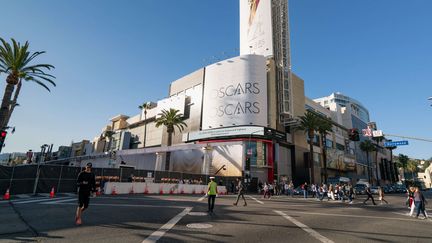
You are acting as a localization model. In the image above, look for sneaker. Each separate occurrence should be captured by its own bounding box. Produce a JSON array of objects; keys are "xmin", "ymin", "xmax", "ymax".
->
[
  {"xmin": 75, "ymin": 217, "xmax": 82, "ymax": 226},
  {"xmin": 349, "ymin": 201, "xmax": 353, "ymax": 204},
  {"xmin": 233, "ymin": 203, "xmax": 237, "ymax": 206},
  {"xmin": 243, "ymin": 203, "xmax": 247, "ymax": 206}
]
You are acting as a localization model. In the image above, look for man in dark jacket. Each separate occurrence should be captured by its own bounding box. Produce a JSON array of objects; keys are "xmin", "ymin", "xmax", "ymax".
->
[
  {"xmin": 233, "ymin": 178, "xmax": 247, "ymax": 206},
  {"xmin": 75, "ymin": 163, "xmax": 96, "ymax": 225},
  {"xmin": 363, "ymin": 185, "xmax": 376, "ymax": 205}
]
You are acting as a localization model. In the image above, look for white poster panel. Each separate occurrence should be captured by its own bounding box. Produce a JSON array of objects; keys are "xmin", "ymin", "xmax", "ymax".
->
[
  {"xmin": 152, "ymin": 94, "xmax": 185, "ymax": 118},
  {"xmin": 202, "ymin": 55, "xmax": 267, "ymax": 130},
  {"xmin": 187, "ymin": 126, "xmax": 264, "ymax": 141},
  {"xmin": 240, "ymin": 0, "xmax": 273, "ymax": 57}
]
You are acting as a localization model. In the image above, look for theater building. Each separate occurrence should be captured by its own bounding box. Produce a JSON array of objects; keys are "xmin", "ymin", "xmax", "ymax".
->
[{"xmin": 89, "ymin": 0, "xmax": 319, "ymax": 186}]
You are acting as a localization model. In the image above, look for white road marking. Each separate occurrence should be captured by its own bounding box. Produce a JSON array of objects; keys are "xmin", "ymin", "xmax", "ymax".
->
[
  {"xmin": 186, "ymin": 223, "xmax": 213, "ymax": 229},
  {"xmin": 197, "ymin": 194, "xmax": 207, "ymax": 201},
  {"xmin": 274, "ymin": 210, "xmax": 334, "ymax": 243},
  {"xmin": 57, "ymin": 202, "xmax": 185, "ymax": 208},
  {"xmin": 290, "ymin": 211, "xmax": 432, "ymax": 223},
  {"xmin": 188, "ymin": 212, "xmax": 207, "ymax": 216},
  {"xmin": 41, "ymin": 198, "xmax": 77, "ymax": 204},
  {"xmin": 248, "ymin": 195, "xmax": 264, "ymax": 204},
  {"xmin": 142, "ymin": 207, "xmax": 192, "ymax": 243},
  {"xmin": 13, "ymin": 197, "xmax": 73, "ymax": 205}
]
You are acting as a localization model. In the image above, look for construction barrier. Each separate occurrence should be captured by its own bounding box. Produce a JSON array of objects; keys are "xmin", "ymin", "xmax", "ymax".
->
[{"xmin": 103, "ymin": 182, "xmax": 227, "ymax": 195}]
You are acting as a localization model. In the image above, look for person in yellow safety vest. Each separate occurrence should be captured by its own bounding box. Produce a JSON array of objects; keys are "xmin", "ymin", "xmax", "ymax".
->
[{"xmin": 207, "ymin": 176, "xmax": 218, "ymax": 214}]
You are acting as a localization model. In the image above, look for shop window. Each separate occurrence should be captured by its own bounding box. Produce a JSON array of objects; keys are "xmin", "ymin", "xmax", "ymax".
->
[{"xmin": 245, "ymin": 141, "xmax": 267, "ymax": 167}]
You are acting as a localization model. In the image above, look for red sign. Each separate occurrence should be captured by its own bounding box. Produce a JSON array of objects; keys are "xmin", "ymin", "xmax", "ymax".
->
[{"xmin": 362, "ymin": 128, "xmax": 372, "ymax": 137}]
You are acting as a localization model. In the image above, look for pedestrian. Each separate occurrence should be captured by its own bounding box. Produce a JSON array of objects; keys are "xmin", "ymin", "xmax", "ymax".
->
[
  {"xmin": 303, "ymin": 182, "xmax": 308, "ymax": 199},
  {"xmin": 289, "ymin": 181, "xmax": 294, "ymax": 198},
  {"xmin": 284, "ymin": 182, "xmax": 290, "ymax": 196},
  {"xmin": 263, "ymin": 182, "xmax": 271, "ymax": 199},
  {"xmin": 409, "ymin": 187, "xmax": 416, "ymax": 216},
  {"xmin": 233, "ymin": 178, "xmax": 247, "ymax": 206},
  {"xmin": 413, "ymin": 187, "xmax": 428, "ymax": 219},
  {"xmin": 319, "ymin": 183, "xmax": 328, "ymax": 201},
  {"xmin": 348, "ymin": 184, "xmax": 354, "ymax": 204},
  {"xmin": 75, "ymin": 162, "xmax": 96, "ymax": 225},
  {"xmin": 329, "ymin": 184, "xmax": 335, "ymax": 200},
  {"xmin": 311, "ymin": 184, "xmax": 316, "ymax": 198},
  {"xmin": 378, "ymin": 186, "xmax": 388, "ymax": 204},
  {"xmin": 207, "ymin": 176, "xmax": 218, "ymax": 214},
  {"xmin": 363, "ymin": 185, "xmax": 376, "ymax": 205},
  {"xmin": 258, "ymin": 181, "xmax": 263, "ymax": 194}
]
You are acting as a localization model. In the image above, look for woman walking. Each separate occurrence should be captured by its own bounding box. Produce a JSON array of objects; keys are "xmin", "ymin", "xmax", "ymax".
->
[
  {"xmin": 263, "ymin": 182, "xmax": 271, "ymax": 199},
  {"xmin": 378, "ymin": 186, "xmax": 388, "ymax": 204},
  {"xmin": 413, "ymin": 187, "xmax": 428, "ymax": 219},
  {"xmin": 329, "ymin": 184, "xmax": 335, "ymax": 201}
]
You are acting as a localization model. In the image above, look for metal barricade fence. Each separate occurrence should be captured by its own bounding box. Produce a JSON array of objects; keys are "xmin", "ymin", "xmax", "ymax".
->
[{"xmin": 0, "ymin": 164, "xmax": 238, "ymax": 195}]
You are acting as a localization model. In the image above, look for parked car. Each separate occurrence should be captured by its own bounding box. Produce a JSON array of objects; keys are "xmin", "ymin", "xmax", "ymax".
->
[
  {"xmin": 390, "ymin": 184, "xmax": 406, "ymax": 193},
  {"xmin": 354, "ymin": 184, "xmax": 367, "ymax": 195},
  {"xmin": 370, "ymin": 186, "xmax": 379, "ymax": 194},
  {"xmin": 292, "ymin": 186, "xmax": 313, "ymax": 196},
  {"xmin": 384, "ymin": 185, "xmax": 395, "ymax": 193}
]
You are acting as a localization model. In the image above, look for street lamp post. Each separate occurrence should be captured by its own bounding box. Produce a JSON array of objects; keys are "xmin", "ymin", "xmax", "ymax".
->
[{"xmin": 33, "ymin": 144, "xmax": 49, "ymax": 195}]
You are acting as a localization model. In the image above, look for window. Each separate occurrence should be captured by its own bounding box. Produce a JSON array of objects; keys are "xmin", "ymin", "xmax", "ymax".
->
[
  {"xmin": 326, "ymin": 139, "xmax": 333, "ymax": 148},
  {"xmin": 245, "ymin": 141, "xmax": 267, "ymax": 167},
  {"xmin": 336, "ymin": 143, "xmax": 345, "ymax": 151}
]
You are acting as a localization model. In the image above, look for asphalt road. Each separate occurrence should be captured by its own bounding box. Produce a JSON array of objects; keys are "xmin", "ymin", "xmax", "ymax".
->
[{"xmin": 1, "ymin": 191, "xmax": 431, "ymax": 243}]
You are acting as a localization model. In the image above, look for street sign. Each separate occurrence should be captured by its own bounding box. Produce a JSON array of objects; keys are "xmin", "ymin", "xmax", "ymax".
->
[
  {"xmin": 384, "ymin": 140, "xmax": 409, "ymax": 147},
  {"xmin": 372, "ymin": 130, "xmax": 383, "ymax": 137}
]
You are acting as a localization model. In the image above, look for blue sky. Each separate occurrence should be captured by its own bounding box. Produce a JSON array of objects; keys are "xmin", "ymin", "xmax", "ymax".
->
[{"xmin": 1, "ymin": 0, "xmax": 431, "ymax": 160}]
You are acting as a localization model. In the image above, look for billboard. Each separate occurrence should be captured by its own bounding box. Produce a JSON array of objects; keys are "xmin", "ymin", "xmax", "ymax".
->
[
  {"xmin": 202, "ymin": 55, "xmax": 267, "ymax": 130},
  {"xmin": 240, "ymin": 0, "xmax": 273, "ymax": 57}
]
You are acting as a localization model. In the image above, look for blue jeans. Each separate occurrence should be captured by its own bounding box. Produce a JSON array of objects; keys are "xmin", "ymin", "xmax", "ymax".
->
[
  {"xmin": 415, "ymin": 201, "xmax": 426, "ymax": 217},
  {"xmin": 304, "ymin": 190, "xmax": 308, "ymax": 198}
]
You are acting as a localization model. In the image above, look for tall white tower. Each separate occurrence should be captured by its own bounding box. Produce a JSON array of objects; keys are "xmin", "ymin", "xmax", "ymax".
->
[{"xmin": 239, "ymin": 0, "xmax": 293, "ymax": 124}]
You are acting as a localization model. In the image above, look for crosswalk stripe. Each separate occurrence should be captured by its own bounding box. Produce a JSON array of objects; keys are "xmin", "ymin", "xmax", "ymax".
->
[
  {"xmin": 41, "ymin": 198, "xmax": 77, "ymax": 204},
  {"xmin": 13, "ymin": 197, "xmax": 73, "ymax": 205}
]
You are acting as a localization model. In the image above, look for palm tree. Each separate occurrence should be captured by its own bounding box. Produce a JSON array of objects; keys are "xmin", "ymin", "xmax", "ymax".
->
[
  {"xmin": 155, "ymin": 108, "xmax": 187, "ymax": 171},
  {"xmin": 317, "ymin": 116, "xmax": 333, "ymax": 184},
  {"xmin": 398, "ymin": 154, "xmax": 409, "ymax": 181},
  {"xmin": 406, "ymin": 160, "xmax": 417, "ymax": 181},
  {"xmin": 138, "ymin": 102, "xmax": 151, "ymax": 147},
  {"xmin": 360, "ymin": 140, "xmax": 375, "ymax": 184},
  {"xmin": 372, "ymin": 136, "xmax": 384, "ymax": 185},
  {"xmin": 297, "ymin": 111, "xmax": 321, "ymax": 184},
  {"xmin": 0, "ymin": 38, "xmax": 55, "ymax": 131}
]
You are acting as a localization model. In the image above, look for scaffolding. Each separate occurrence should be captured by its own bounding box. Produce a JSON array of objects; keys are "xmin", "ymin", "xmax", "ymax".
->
[{"xmin": 272, "ymin": 0, "xmax": 293, "ymax": 125}]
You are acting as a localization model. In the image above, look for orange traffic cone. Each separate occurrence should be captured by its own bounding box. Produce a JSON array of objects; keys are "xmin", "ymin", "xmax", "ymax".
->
[
  {"xmin": 159, "ymin": 187, "xmax": 164, "ymax": 195},
  {"xmin": 111, "ymin": 186, "xmax": 117, "ymax": 195},
  {"xmin": 169, "ymin": 188, "xmax": 174, "ymax": 195},
  {"xmin": 180, "ymin": 188, "xmax": 184, "ymax": 194},
  {"xmin": 144, "ymin": 185, "xmax": 149, "ymax": 194},
  {"xmin": 50, "ymin": 187, "xmax": 55, "ymax": 198},
  {"xmin": 192, "ymin": 189, "xmax": 196, "ymax": 195},
  {"xmin": 3, "ymin": 188, "xmax": 10, "ymax": 200},
  {"xmin": 96, "ymin": 187, "xmax": 101, "ymax": 196}
]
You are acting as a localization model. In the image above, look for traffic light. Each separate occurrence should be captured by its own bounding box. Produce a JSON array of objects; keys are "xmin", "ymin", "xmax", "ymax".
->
[
  {"xmin": 348, "ymin": 128, "xmax": 360, "ymax": 141},
  {"xmin": 245, "ymin": 157, "xmax": 251, "ymax": 171},
  {"xmin": 0, "ymin": 130, "xmax": 7, "ymax": 147}
]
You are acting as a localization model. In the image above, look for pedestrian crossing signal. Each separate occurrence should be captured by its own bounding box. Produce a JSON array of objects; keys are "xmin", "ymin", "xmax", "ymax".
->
[{"xmin": 0, "ymin": 130, "xmax": 7, "ymax": 147}]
